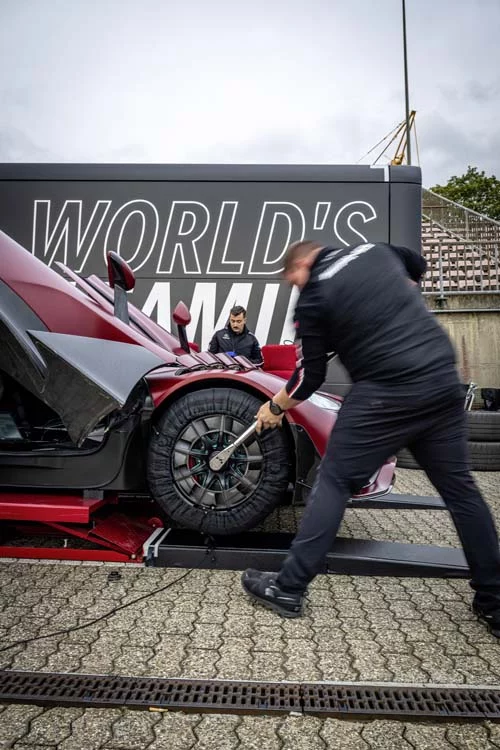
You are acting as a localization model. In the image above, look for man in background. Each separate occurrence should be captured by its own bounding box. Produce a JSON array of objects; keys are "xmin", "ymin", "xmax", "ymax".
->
[{"xmin": 208, "ymin": 305, "xmax": 263, "ymax": 364}]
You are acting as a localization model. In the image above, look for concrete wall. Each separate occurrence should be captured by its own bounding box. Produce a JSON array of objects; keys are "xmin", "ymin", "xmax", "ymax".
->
[{"xmin": 427, "ymin": 294, "xmax": 500, "ymax": 388}]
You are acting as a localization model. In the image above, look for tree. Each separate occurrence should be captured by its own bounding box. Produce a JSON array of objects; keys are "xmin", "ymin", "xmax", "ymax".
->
[{"xmin": 431, "ymin": 167, "xmax": 500, "ymax": 221}]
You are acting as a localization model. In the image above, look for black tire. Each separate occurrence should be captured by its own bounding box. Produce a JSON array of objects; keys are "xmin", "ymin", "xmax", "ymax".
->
[
  {"xmin": 467, "ymin": 441, "xmax": 500, "ymax": 471},
  {"xmin": 397, "ymin": 442, "xmax": 500, "ymax": 472},
  {"xmin": 467, "ymin": 411, "xmax": 500, "ymax": 442},
  {"xmin": 147, "ymin": 388, "xmax": 290, "ymax": 535},
  {"xmin": 396, "ymin": 448, "xmax": 421, "ymax": 470}
]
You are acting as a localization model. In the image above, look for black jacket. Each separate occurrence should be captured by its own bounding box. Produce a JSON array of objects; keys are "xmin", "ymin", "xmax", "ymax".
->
[
  {"xmin": 286, "ymin": 243, "xmax": 460, "ymax": 401},
  {"xmin": 208, "ymin": 324, "xmax": 263, "ymax": 364}
]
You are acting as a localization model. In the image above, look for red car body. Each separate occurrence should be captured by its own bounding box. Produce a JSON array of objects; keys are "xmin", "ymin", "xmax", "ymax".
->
[{"xmin": 0, "ymin": 231, "xmax": 395, "ymax": 535}]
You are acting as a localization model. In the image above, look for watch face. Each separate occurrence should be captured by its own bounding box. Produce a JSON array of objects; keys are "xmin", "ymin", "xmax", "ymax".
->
[{"xmin": 270, "ymin": 401, "xmax": 282, "ymax": 415}]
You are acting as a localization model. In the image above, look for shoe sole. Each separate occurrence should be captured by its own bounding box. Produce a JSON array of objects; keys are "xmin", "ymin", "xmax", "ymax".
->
[{"xmin": 241, "ymin": 577, "xmax": 303, "ymax": 619}]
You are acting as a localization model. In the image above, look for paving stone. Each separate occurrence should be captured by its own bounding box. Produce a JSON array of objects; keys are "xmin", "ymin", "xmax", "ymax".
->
[
  {"xmin": 193, "ymin": 714, "xmax": 240, "ymax": 750},
  {"xmin": 113, "ymin": 645, "xmax": 156, "ymax": 675},
  {"xmin": 0, "ymin": 705, "xmax": 45, "ymax": 745},
  {"xmin": 320, "ymin": 719, "xmax": 369, "ymax": 750},
  {"xmin": 251, "ymin": 625, "xmax": 285, "ymax": 652},
  {"xmin": 236, "ymin": 716, "xmax": 283, "ymax": 750},
  {"xmin": 317, "ymin": 652, "xmax": 356, "ymax": 681},
  {"xmin": 18, "ymin": 707, "xmax": 83, "ymax": 746},
  {"xmin": 404, "ymin": 723, "xmax": 471, "ymax": 749},
  {"xmin": 397, "ymin": 622, "xmax": 438, "ymax": 643},
  {"xmin": 282, "ymin": 619, "xmax": 315, "ymax": 639},
  {"xmin": 106, "ymin": 711, "xmax": 159, "ymax": 749},
  {"xmin": 197, "ymin": 605, "xmax": 228, "ymax": 624},
  {"xmin": 201, "ymin": 585, "xmax": 232, "ymax": 605},
  {"xmin": 222, "ymin": 614, "xmax": 255, "ymax": 638},
  {"xmin": 251, "ymin": 650, "xmax": 286, "ymax": 680},
  {"xmin": 122, "ymin": 626, "xmax": 162, "ymax": 648},
  {"xmin": 313, "ymin": 626, "xmax": 348, "ymax": 649},
  {"xmin": 181, "ymin": 647, "xmax": 219, "ymax": 678},
  {"xmin": 216, "ymin": 637, "xmax": 253, "ymax": 679},
  {"xmin": 387, "ymin": 601, "xmax": 422, "ymax": 619},
  {"xmin": 167, "ymin": 592, "xmax": 202, "ymax": 612},
  {"xmin": 486, "ymin": 722, "xmax": 500, "ymax": 749},
  {"xmin": 384, "ymin": 654, "xmax": 431, "ymax": 682},
  {"xmin": 10, "ymin": 744, "xmax": 58, "ymax": 750},
  {"xmin": 58, "ymin": 709, "xmax": 121, "ymax": 750},
  {"xmin": 279, "ymin": 715, "xmax": 327, "ymax": 750},
  {"xmin": 446, "ymin": 722, "xmax": 497, "ymax": 750},
  {"xmin": 156, "ymin": 610, "xmax": 196, "ymax": 636},
  {"xmin": 360, "ymin": 719, "xmax": 413, "ymax": 749},
  {"xmin": 43, "ymin": 642, "xmax": 89, "ymax": 671},
  {"xmin": 189, "ymin": 622, "xmax": 224, "ymax": 650},
  {"xmin": 148, "ymin": 711, "xmax": 200, "ymax": 749}
]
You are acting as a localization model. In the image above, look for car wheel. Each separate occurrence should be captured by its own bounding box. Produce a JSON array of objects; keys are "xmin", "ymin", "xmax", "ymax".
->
[{"xmin": 147, "ymin": 388, "xmax": 290, "ymax": 535}]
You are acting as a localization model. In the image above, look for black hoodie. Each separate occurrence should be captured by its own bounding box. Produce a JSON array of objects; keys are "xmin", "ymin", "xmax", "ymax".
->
[
  {"xmin": 286, "ymin": 243, "xmax": 460, "ymax": 401},
  {"xmin": 208, "ymin": 323, "xmax": 263, "ymax": 364}
]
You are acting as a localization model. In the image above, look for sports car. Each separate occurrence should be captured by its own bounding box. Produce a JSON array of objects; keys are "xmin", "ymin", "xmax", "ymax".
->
[{"xmin": 0, "ymin": 230, "xmax": 395, "ymax": 535}]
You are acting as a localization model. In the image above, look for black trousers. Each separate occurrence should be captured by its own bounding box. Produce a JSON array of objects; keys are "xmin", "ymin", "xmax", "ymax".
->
[{"xmin": 277, "ymin": 380, "xmax": 500, "ymax": 610}]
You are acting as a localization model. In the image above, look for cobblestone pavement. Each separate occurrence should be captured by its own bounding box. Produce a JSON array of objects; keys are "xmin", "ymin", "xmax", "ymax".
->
[{"xmin": 1, "ymin": 468, "xmax": 500, "ymax": 748}]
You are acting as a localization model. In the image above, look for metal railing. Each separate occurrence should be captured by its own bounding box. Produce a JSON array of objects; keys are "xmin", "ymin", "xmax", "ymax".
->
[
  {"xmin": 422, "ymin": 189, "xmax": 500, "ymax": 296},
  {"xmin": 423, "ymin": 188, "xmax": 500, "ymax": 243}
]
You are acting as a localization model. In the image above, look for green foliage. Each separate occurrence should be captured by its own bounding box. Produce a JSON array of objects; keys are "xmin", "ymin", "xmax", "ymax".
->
[{"xmin": 431, "ymin": 166, "xmax": 500, "ymax": 221}]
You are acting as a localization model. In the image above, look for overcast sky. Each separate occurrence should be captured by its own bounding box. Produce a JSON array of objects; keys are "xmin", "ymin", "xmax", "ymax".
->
[{"xmin": 1, "ymin": 0, "xmax": 499, "ymax": 186}]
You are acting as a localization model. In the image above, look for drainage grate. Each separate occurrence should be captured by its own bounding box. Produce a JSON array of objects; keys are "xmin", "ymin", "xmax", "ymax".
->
[
  {"xmin": 302, "ymin": 683, "xmax": 500, "ymax": 720},
  {"xmin": 1, "ymin": 671, "xmax": 500, "ymax": 720},
  {"xmin": 0, "ymin": 672, "xmax": 301, "ymax": 714}
]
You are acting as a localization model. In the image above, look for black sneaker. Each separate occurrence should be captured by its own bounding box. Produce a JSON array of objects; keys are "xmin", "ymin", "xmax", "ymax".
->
[
  {"xmin": 472, "ymin": 602, "xmax": 500, "ymax": 638},
  {"xmin": 241, "ymin": 569, "xmax": 304, "ymax": 618}
]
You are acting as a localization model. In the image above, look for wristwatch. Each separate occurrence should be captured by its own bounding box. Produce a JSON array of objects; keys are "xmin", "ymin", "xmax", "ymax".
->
[{"xmin": 269, "ymin": 399, "xmax": 285, "ymax": 415}]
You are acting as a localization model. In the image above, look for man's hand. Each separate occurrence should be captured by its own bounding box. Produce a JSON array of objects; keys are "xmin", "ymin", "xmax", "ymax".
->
[{"xmin": 255, "ymin": 401, "xmax": 285, "ymax": 433}]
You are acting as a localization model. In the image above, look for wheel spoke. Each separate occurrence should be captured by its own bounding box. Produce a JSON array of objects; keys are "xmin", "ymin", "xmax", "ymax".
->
[
  {"xmin": 189, "ymin": 481, "xmax": 216, "ymax": 506},
  {"xmin": 229, "ymin": 468, "xmax": 257, "ymax": 493},
  {"xmin": 175, "ymin": 445, "xmax": 207, "ymax": 458},
  {"xmin": 191, "ymin": 419, "xmax": 210, "ymax": 439},
  {"xmin": 174, "ymin": 462, "xmax": 206, "ymax": 481}
]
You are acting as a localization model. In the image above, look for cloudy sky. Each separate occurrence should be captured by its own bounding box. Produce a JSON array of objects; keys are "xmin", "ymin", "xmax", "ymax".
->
[{"xmin": 1, "ymin": 0, "xmax": 499, "ymax": 186}]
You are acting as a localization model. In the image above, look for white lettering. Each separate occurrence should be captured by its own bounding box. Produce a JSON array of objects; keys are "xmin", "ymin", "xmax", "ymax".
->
[
  {"xmin": 156, "ymin": 201, "xmax": 209, "ymax": 274},
  {"xmin": 333, "ymin": 201, "xmax": 377, "ymax": 246},
  {"xmin": 32, "ymin": 199, "xmax": 111, "ymax": 272},
  {"xmin": 103, "ymin": 200, "xmax": 159, "ymax": 272},
  {"xmin": 279, "ymin": 286, "xmax": 300, "ymax": 343},
  {"xmin": 254, "ymin": 284, "xmax": 280, "ymax": 344},
  {"xmin": 313, "ymin": 202, "xmax": 331, "ymax": 231},
  {"xmin": 206, "ymin": 201, "xmax": 242, "ymax": 274},
  {"xmin": 142, "ymin": 282, "xmax": 171, "ymax": 330},
  {"xmin": 249, "ymin": 202, "xmax": 305, "ymax": 275}
]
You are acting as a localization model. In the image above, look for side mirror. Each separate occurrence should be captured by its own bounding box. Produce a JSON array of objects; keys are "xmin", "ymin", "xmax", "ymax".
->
[
  {"xmin": 107, "ymin": 252, "xmax": 135, "ymax": 291},
  {"xmin": 172, "ymin": 301, "xmax": 191, "ymax": 353},
  {"xmin": 106, "ymin": 252, "xmax": 135, "ymax": 325},
  {"xmin": 172, "ymin": 301, "xmax": 191, "ymax": 327}
]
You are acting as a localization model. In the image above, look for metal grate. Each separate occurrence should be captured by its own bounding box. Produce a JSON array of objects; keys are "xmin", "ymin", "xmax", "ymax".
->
[
  {"xmin": 302, "ymin": 683, "xmax": 500, "ymax": 720},
  {"xmin": 2, "ymin": 671, "xmax": 500, "ymax": 720}
]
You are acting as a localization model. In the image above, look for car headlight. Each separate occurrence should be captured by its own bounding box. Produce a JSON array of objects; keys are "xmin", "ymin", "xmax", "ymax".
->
[{"xmin": 307, "ymin": 392, "xmax": 341, "ymax": 412}]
